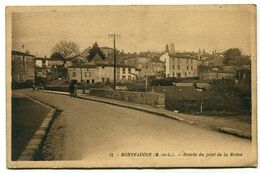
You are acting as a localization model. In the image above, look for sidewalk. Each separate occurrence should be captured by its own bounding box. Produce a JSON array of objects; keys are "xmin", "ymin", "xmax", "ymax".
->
[{"xmin": 42, "ymin": 90, "xmax": 251, "ymax": 139}]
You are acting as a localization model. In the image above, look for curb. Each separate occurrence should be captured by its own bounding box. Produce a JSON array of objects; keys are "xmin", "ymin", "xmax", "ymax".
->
[
  {"xmin": 18, "ymin": 94, "xmax": 56, "ymax": 161},
  {"xmin": 41, "ymin": 90, "xmax": 250, "ymax": 140},
  {"xmin": 214, "ymin": 127, "xmax": 251, "ymax": 140}
]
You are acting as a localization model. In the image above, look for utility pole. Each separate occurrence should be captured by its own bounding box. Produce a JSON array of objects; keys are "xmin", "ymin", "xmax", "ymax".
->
[
  {"xmin": 145, "ymin": 75, "xmax": 148, "ymax": 92},
  {"xmin": 108, "ymin": 33, "xmax": 120, "ymax": 90}
]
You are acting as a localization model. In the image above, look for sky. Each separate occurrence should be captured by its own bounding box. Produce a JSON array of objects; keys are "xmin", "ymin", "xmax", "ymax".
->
[{"xmin": 11, "ymin": 5, "xmax": 256, "ymax": 57}]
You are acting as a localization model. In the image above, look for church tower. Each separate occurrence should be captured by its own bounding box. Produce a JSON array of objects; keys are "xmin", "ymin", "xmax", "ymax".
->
[{"xmin": 169, "ymin": 43, "xmax": 175, "ymax": 54}]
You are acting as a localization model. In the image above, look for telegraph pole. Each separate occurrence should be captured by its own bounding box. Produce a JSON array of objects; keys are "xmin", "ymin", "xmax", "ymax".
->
[{"xmin": 108, "ymin": 33, "xmax": 120, "ymax": 90}]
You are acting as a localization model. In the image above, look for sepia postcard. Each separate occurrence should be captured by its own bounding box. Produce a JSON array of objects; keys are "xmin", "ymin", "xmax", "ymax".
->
[{"xmin": 6, "ymin": 5, "xmax": 257, "ymax": 168}]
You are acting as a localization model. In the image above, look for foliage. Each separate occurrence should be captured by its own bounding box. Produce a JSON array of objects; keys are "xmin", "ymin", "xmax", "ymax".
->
[
  {"xmin": 223, "ymin": 48, "xmax": 251, "ymax": 65},
  {"xmin": 150, "ymin": 78, "xmax": 180, "ymax": 86},
  {"xmin": 52, "ymin": 40, "xmax": 80, "ymax": 60},
  {"xmin": 88, "ymin": 42, "xmax": 106, "ymax": 62},
  {"xmin": 50, "ymin": 52, "xmax": 64, "ymax": 60}
]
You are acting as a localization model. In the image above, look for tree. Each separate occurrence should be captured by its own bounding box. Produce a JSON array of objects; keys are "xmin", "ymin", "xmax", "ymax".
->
[
  {"xmin": 52, "ymin": 40, "xmax": 80, "ymax": 60},
  {"xmin": 88, "ymin": 42, "xmax": 106, "ymax": 62},
  {"xmin": 50, "ymin": 52, "xmax": 64, "ymax": 60},
  {"xmin": 224, "ymin": 48, "xmax": 251, "ymax": 66},
  {"xmin": 223, "ymin": 48, "xmax": 242, "ymax": 65}
]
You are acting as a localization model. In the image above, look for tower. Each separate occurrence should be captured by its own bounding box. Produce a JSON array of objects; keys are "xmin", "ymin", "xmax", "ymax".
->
[
  {"xmin": 165, "ymin": 44, "xmax": 169, "ymax": 54},
  {"xmin": 169, "ymin": 43, "xmax": 175, "ymax": 54}
]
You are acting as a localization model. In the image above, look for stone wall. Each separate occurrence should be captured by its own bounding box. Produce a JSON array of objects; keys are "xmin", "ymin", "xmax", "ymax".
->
[{"xmin": 89, "ymin": 89, "xmax": 165, "ymax": 108}]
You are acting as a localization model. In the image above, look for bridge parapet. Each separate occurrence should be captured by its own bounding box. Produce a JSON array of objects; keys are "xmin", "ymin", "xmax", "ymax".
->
[{"xmin": 89, "ymin": 88, "xmax": 165, "ymax": 109}]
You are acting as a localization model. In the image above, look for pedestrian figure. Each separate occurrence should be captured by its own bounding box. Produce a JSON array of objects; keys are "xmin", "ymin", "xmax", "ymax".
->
[
  {"xmin": 69, "ymin": 81, "xmax": 75, "ymax": 97},
  {"xmin": 73, "ymin": 82, "xmax": 78, "ymax": 97}
]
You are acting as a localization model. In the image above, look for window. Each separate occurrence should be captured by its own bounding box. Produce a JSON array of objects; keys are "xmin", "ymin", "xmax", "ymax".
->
[
  {"xmin": 187, "ymin": 66, "xmax": 189, "ymax": 70},
  {"xmin": 177, "ymin": 65, "xmax": 180, "ymax": 70},
  {"xmin": 145, "ymin": 65, "xmax": 149, "ymax": 69},
  {"xmin": 128, "ymin": 75, "xmax": 131, "ymax": 80},
  {"xmin": 102, "ymin": 78, "xmax": 105, "ymax": 82},
  {"xmin": 92, "ymin": 79, "xmax": 95, "ymax": 83},
  {"xmin": 86, "ymin": 80, "xmax": 90, "ymax": 84},
  {"xmin": 184, "ymin": 72, "xmax": 187, "ymax": 77},
  {"xmin": 122, "ymin": 75, "xmax": 126, "ymax": 80},
  {"xmin": 85, "ymin": 72, "xmax": 91, "ymax": 77},
  {"xmin": 187, "ymin": 59, "xmax": 189, "ymax": 63},
  {"xmin": 191, "ymin": 66, "xmax": 193, "ymax": 70},
  {"xmin": 128, "ymin": 68, "xmax": 131, "ymax": 73},
  {"xmin": 72, "ymin": 71, "xmax": 76, "ymax": 77},
  {"xmin": 122, "ymin": 68, "xmax": 126, "ymax": 74}
]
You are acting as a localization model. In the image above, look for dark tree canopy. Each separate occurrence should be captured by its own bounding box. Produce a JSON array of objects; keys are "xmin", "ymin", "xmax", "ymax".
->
[
  {"xmin": 223, "ymin": 48, "xmax": 250, "ymax": 65},
  {"xmin": 50, "ymin": 52, "xmax": 64, "ymax": 60},
  {"xmin": 88, "ymin": 42, "xmax": 106, "ymax": 61}
]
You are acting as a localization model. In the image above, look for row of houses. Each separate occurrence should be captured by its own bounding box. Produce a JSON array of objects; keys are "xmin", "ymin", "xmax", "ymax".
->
[
  {"xmin": 11, "ymin": 49, "xmax": 141, "ymax": 85},
  {"xmin": 11, "ymin": 44, "xmax": 251, "ymax": 86},
  {"xmin": 67, "ymin": 63, "xmax": 139, "ymax": 84}
]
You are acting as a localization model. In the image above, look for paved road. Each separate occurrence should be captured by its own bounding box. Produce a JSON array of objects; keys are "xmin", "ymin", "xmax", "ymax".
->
[{"xmin": 14, "ymin": 89, "xmax": 254, "ymax": 167}]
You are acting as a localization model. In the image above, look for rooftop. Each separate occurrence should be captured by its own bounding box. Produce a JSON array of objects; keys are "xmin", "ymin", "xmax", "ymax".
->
[
  {"xmin": 68, "ymin": 63, "xmax": 136, "ymax": 69},
  {"xmin": 169, "ymin": 53, "xmax": 197, "ymax": 60},
  {"xmin": 12, "ymin": 50, "xmax": 35, "ymax": 57}
]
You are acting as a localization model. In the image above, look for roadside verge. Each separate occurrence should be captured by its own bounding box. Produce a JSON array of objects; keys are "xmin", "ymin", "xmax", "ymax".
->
[{"xmin": 17, "ymin": 94, "xmax": 56, "ymax": 161}]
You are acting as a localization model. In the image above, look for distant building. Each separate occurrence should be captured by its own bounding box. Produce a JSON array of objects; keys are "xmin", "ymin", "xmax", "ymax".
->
[
  {"xmin": 67, "ymin": 63, "xmax": 139, "ymax": 84},
  {"xmin": 35, "ymin": 57, "xmax": 47, "ymax": 68},
  {"xmin": 35, "ymin": 56, "xmax": 64, "ymax": 69},
  {"xmin": 70, "ymin": 54, "xmax": 87, "ymax": 64},
  {"xmin": 160, "ymin": 52, "xmax": 198, "ymax": 78},
  {"xmin": 222, "ymin": 65, "xmax": 238, "ymax": 73},
  {"xmin": 207, "ymin": 55, "xmax": 224, "ymax": 66},
  {"xmin": 200, "ymin": 70, "xmax": 235, "ymax": 80},
  {"xmin": 11, "ymin": 50, "xmax": 35, "ymax": 84},
  {"xmin": 122, "ymin": 55, "xmax": 164, "ymax": 78},
  {"xmin": 122, "ymin": 56, "xmax": 150, "ymax": 70},
  {"xmin": 48, "ymin": 56, "xmax": 64, "ymax": 68}
]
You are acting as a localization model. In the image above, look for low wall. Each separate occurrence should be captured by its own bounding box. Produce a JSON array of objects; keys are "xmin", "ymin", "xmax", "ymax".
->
[{"xmin": 89, "ymin": 89, "xmax": 165, "ymax": 108}]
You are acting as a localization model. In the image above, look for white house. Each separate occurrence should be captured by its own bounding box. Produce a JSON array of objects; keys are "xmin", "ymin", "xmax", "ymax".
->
[
  {"xmin": 67, "ymin": 63, "xmax": 139, "ymax": 83},
  {"xmin": 160, "ymin": 52, "xmax": 198, "ymax": 78}
]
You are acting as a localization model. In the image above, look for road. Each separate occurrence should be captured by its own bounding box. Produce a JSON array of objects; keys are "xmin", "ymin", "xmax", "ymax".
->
[{"xmin": 14, "ymin": 89, "xmax": 254, "ymax": 167}]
